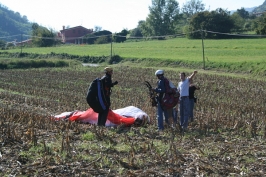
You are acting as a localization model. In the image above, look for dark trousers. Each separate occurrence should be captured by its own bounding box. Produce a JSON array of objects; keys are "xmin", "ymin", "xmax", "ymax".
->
[{"xmin": 97, "ymin": 108, "xmax": 109, "ymax": 126}]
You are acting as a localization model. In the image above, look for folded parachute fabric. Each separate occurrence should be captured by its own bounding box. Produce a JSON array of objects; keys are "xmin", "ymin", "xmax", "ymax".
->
[
  {"xmin": 52, "ymin": 111, "xmax": 74, "ymax": 121},
  {"xmin": 52, "ymin": 106, "xmax": 150, "ymax": 127},
  {"xmin": 113, "ymin": 106, "xmax": 150, "ymax": 125}
]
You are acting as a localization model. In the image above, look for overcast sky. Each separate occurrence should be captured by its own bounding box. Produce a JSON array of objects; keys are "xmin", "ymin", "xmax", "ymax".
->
[{"xmin": 0, "ymin": 0, "xmax": 264, "ymax": 33}]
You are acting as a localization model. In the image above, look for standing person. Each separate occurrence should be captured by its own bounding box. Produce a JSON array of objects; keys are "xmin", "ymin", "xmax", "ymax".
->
[
  {"xmin": 98, "ymin": 67, "xmax": 118, "ymax": 126},
  {"xmin": 153, "ymin": 69, "xmax": 169, "ymax": 131},
  {"xmin": 178, "ymin": 70, "xmax": 197, "ymax": 132},
  {"xmin": 189, "ymin": 80, "xmax": 200, "ymax": 122}
]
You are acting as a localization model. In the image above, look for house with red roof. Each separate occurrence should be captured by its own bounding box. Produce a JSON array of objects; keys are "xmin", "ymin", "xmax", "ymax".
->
[{"xmin": 59, "ymin": 26, "xmax": 93, "ymax": 44}]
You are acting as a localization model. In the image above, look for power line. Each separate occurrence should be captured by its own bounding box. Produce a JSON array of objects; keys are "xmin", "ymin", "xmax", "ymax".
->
[
  {"xmin": 1, "ymin": 30, "xmax": 266, "ymax": 42},
  {"xmin": 205, "ymin": 30, "xmax": 266, "ymax": 37},
  {"xmin": 0, "ymin": 34, "xmax": 21, "ymax": 39}
]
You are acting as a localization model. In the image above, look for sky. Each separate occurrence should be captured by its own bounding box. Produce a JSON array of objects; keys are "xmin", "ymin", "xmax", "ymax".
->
[{"xmin": 0, "ymin": 0, "xmax": 264, "ymax": 33}]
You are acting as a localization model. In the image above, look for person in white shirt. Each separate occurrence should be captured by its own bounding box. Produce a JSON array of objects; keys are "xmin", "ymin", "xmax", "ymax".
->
[{"xmin": 178, "ymin": 70, "xmax": 197, "ymax": 132}]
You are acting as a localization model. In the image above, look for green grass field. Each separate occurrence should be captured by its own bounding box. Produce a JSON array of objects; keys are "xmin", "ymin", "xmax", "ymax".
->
[
  {"xmin": 8, "ymin": 38, "xmax": 265, "ymax": 61},
  {"xmin": 2, "ymin": 37, "xmax": 266, "ymax": 75}
]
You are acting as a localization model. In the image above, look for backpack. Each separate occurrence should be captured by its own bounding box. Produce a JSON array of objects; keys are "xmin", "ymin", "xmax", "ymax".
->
[
  {"xmin": 86, "ymin": 78, "xmax": 107, "ymax": 113},
  {"xmin": 160, "ymin": 78, "xmax": 179, "ymax": 110}
]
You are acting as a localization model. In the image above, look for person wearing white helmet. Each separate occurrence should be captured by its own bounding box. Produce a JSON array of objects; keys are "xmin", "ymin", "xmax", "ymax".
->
[
  {"xmin": 153, "ymin": 69, "xmax": 169, "ymax": 131},
  {"xmin": 155, "ymin": 69, "xmax": 164, "ymax": 75},
  {"xmin": 97, "ymin": 67, "xmax": 118, "ymax": 126}
]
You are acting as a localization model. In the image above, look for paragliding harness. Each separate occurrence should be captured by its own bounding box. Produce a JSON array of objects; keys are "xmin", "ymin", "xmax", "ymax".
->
[
  {"xmin": 160, "ymin": 77, "xmax": 179, "ymax": 110},
  {"xmin": 86, "ymin": 78, "xmax": 108, "ymax": 113},
  {"xmin": 144, "ymin": 81, "xmax": 157, "ymax": 107},
  {"xmin": 144, "ymin": 78, "xmax": 179, "ymax": 109}
]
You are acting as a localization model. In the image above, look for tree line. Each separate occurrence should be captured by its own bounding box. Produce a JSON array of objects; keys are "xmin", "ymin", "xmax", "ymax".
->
[
  {"xmin": 135, "ymin": 0, "xmax": 266, "ymax": 39},
  {"xmin": 1, "ymin": 0, "xmax": 266, "ymax": 48}
]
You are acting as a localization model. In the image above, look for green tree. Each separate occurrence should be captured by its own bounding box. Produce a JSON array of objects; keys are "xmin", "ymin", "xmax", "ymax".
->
[
  {"xmin": 236, "ymin": 8, "xmax": 249, "ymax": 19},
  {"xmin": 113, "ymin": 29, "xmax": 128, "ymax": 43},
  {"xmin": 187, "ymin": 8, "xmax": 234, "ymax": 39},
  {"xmin": 231, "ymin": 12, "xmax": 245, "ymax": 32},
  {"xmin": 31, "ymin": 23, "xmax": 56, "ymax": 47},
  {"xmin": 179, "ymin": 0, "xmax": 205, "ymax": 34},
  {"xmin": 140, "ymin": 0, "xmax": 180, "ymax": 37},
  {"xmin": 243, "ymin": 20, "xmax": 253, "ymax": 31},
  {"xmin": 84, "ymin": 30, "xmax": 112, "ymax": 44},
  {"xmin": 129, "ymin": 21, "xmax": 144, "ymax": 38},
  {"xmin": 0, "ymin": 39, "xmax": 6, "ymax": 49},
  {"xmin": 254, "ymin": 13, "xmax": 266, "ymax": 35},
  {"xmin": 85, "ymin": 33, "xmax": 96, "ymax": 44},
  {"xmin": 130, "ymin": 28, "xmax": 143, "ymax": 38},
  {"xmin": 94, "ymin": 36, "xmax": 109, "ymax": 44},
  {"xmin": 32, "ymin": 23, "xmax": 39, "ymax": 36},
  {"xmin": 181, "ymin": 0, "xmax": 205, "ymax": 17}
]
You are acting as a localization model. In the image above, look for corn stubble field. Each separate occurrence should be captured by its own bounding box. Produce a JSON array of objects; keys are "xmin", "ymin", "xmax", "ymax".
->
[{"xmin": 0, "ymin": 66, "xmax": 266, "ymax": 176}]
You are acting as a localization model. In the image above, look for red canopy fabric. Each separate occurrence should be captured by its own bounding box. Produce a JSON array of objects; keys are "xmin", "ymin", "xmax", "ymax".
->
[{"xmin": 69, "ymin": 108, "xmax": 135, "ymax": 126}]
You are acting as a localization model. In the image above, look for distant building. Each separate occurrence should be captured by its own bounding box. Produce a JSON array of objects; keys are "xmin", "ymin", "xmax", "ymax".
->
[
  {"xmin": 59, "ymin": 26, "xmax": 93, "ymax": 44},
  {"xmin": 15, "ymin": 39, "xmax": 32, "ymax": 46},
  {"xmin": 253, "ymin": 11, "xmax": 266, "ymax": 17}
]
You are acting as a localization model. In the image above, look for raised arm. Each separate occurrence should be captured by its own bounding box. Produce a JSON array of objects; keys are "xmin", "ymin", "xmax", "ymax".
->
[{"xmin": 188, "ymin": 70, "xmax": 197, "ymax": 81}]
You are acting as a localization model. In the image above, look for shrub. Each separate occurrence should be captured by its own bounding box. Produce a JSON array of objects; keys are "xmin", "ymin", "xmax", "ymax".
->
[
  {"xmin": 94, "ymin": 36, "xmax": 109, "ymax": 44},
  {"xmin": 107, "ymin": 55, "xmax": 122, "ymax": 64}
]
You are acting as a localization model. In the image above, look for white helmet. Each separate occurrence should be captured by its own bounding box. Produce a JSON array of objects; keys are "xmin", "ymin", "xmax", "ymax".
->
[{"xmin": 155, "ymin": 70, "xmax": 164, "ymax": 76}]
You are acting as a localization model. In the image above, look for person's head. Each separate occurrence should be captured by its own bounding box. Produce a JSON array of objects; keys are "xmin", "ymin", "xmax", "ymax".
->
[
  {"xmin": 155, "ymin": 69, "xmax": 164, "ymax": 79},
  {"xmin": 104, "ymin": 67, "xmax": 113, "ymax": 75},
  {"xmin": 180, "ymin": 72, "xmax": 186, "ymax": 81}
]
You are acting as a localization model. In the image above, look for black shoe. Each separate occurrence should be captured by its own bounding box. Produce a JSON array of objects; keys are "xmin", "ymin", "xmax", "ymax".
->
[
  {"xmin": 181, "ymin": 127, "xmax": 185, "ymax": 136},
  {"xmin": 179, "ymin": 125, "xmax": 183, "ymax": 133}
]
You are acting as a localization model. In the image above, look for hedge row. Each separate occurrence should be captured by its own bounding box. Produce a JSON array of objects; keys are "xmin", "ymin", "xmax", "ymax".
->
[
  {"xmin": 0, "ymin": 60, "xmax": 69, "ymax": 69},
  {"xmin": 0, "ymin": 52, "xmax": 122, "ymax": 64}
]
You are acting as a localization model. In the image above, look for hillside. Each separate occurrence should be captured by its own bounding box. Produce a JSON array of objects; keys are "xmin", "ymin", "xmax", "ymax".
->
[
  {"xmin": 253, "ymin": 0, "xmax": 266, "ymax": 13},
  {"xmin": 0, "ymin": 3, "xmax": 32, "ymax": 42},
  {"xmin": 244, "ymin": 7, "xmax": 256, "ymax": 12}
]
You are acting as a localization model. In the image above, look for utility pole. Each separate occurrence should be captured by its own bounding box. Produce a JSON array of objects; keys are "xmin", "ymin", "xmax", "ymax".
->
[
  {"xmin": 201, "ymin": 29, "xmax": 205, "ymax": 70},
  {"xmin": 110, "ymin": 36, "xmax": 113, "ymax": 59},
  {"xmin": 20, "ymin": 33, "xmax": 23, "ymax": 55}
]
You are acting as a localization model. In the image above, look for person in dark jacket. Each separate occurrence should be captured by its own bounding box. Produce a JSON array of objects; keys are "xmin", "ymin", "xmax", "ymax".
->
[
  {"xmin": 98, "ymin": 67, "xmax": 118, "ymax": 126},
  {"xmin": 188, "ymin": 79, "xmax": 199, "ymax": 122},
  {"xmin": 153, "ymin": 69, "xmax": 169, "ymax": 131}
]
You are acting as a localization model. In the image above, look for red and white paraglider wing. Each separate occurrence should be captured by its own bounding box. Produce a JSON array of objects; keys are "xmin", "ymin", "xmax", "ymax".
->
[{"xmin": 52, "ymin": 106, "xmax": 150, "ymax": 127}]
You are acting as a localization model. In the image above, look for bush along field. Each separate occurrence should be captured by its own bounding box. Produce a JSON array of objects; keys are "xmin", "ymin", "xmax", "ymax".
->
[
  {"xmin": 0, "ymin": 51, "xmax": 121, "ymax": 69},
  {"xmin": 0, "ymin": 65, "xmax": 266, "ymax": 176}
]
